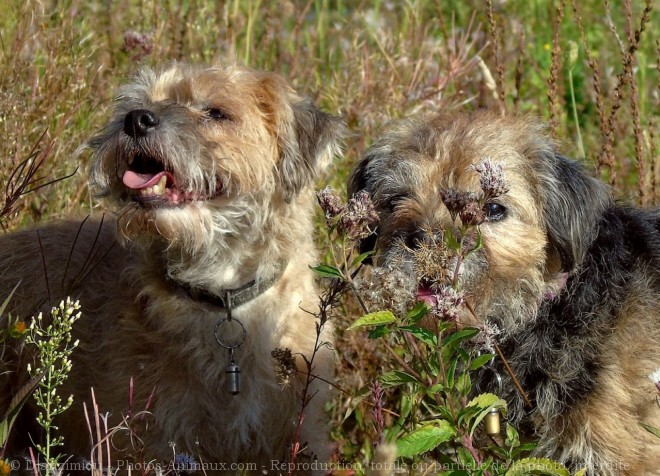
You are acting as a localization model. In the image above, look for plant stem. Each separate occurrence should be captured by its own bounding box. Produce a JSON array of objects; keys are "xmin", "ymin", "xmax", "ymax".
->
[
  {"xmin": 493, "ymin": 343, "xmax": 533, "ymax": 409},
  {"xmin": 569, "ymin": 68, "xmax": 585, "ymax": 158}
]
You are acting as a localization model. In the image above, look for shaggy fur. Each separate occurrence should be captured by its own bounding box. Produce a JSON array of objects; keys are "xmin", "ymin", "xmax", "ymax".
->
[
  {"xmin": 349, "ymin": 110, "xmax": 660, "ymax": 475},
  {"xmin": 0, "ymin": 63, "xmax": 344, "ymax": 469}
]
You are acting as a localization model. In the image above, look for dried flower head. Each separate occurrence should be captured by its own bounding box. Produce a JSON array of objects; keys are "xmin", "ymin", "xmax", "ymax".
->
[
  {"xmin": 430, "ymin": 286, "xmax": 465, "ymax": 321},
  {"xmin": 408, "ymin": 232, "xmax": 451, "ymax": 287},
  {"xmin": 649, "ymin": 369, "xmax": 660, "ymax": 393},
  {"xmin": 356, "ymin": 265, "xmax": 416, "ymax": 318},
  {"xmin": 458, "ymin": 201, "xmax": 486, "ymax": 227},
  {"xmin": 123, "ymin": 30, "xmax": 154, "ymax": 61},
  {"xmin": 440, "ymin": 189, "xmax": 480, "ymax": 216},
  {"xmin": 316, "ymin": 186, "xmax": 345, "ymax": 222},
  {"xmin": 272, "ymin": 347, "xmax": 297, "ymax": 388},
  {"xmin": 339, "ymin": 190, "xmax": 379, "ymax": 240},
  {"xmin": 474, "ymin": 321, "xmax": 502, "ymax": 353},
  {"xmin": 472, "ymin": 158, "xmax": 509, "ymax": 199}
]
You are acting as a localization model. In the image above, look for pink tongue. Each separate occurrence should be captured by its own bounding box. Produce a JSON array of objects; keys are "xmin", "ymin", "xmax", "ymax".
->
[
  {"xmin": 417, "ymin": 287, "xmax": 437, "ymax": 306},
  {"xmin": 122, "ymin": 171, "xmax": 166, "ymax": 190}
]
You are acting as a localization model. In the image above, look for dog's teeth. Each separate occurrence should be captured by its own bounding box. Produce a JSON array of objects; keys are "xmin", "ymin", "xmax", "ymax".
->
[{"xmin": 152, "ymin": 175, "xmax": 167, "ymax": 195}]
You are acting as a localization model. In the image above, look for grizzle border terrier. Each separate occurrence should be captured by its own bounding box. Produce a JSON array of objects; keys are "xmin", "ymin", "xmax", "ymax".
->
[
  {"xmin": 349, "ymin": 111, "xmax": 660, "ymax": 475},
  {"xmin": 0, "ymin": 63, "xmax": 344, "ymax": 467}
]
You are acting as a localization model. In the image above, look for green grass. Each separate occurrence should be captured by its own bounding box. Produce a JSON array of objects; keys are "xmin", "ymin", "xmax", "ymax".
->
[{"xmin": 1, "ymin": 0, "xmax": 658, "ymax": 473}]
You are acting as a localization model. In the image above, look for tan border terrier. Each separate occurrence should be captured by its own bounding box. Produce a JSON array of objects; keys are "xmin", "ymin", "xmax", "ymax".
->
[
  {"xmin": 349, "ymin": 111, "xmax": 660, "ymax": 475},
  {"xmin": 0, "ymin": 63, "xmax": 344, "ymax": 468}
]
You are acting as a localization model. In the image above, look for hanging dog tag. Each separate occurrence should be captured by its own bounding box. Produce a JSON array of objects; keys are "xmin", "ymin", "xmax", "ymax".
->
[
  {"xmin": 214, "ymin": 291, "xmax": 247, "ymax": 396},
  {"xmin": 225, "ymin": 354, "xmax": 241, "ymax": 395},
  {"xmin": 484, "ymin": 408, "xmax": 501, "ymax": 435}
]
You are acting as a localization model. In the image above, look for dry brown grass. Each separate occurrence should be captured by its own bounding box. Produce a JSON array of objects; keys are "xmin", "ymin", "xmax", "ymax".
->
[{"xmin": 1, "ymin": 0, "xmax": 658, "ymax": 470}]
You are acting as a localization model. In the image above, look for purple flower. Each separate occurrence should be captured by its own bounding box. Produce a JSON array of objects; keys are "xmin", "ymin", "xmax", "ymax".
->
[
  {"xmin": 370, "ymin": 381, "xmax": 385, "ymax": 442},
  {"xmin": 123, "ymin": 31, "xmax": 154, "ymax": 60},
  {"xmin": 316, "ymin": 186, "xmax": 345, "ymax": 222},
  {"xmin": 472, "ymin": 158, "xmax": 509, "ymax": 199},
  {"xmin": 173, "ymin": 452, "xmax": 197, "ymax": 471},
  {"xmin": 430, "ymin": 286, "xmax": 465, "ymax": 321}
]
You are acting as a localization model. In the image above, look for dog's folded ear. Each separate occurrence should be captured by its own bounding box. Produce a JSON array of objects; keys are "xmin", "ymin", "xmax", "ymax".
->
[
  {"xmin": 256, "ymin": 74, "xmax": 346, "ymax": 201},
  {"xmin": 536, "ymin": 152, "xmax": 612, "ymax": 272}
]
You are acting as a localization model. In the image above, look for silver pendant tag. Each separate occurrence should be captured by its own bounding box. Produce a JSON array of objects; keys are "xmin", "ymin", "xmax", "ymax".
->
[
  {"xmin": 214, "ymin": 291, "xmax": 246, "ymax": 396},
  {"xmin": 225, "ymin": 358, "xmax": 241, "ymax": 395}
]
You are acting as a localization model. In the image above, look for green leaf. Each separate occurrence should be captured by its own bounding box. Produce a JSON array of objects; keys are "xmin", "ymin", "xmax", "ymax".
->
[
  {"xmin": 469, "ymin": 353, "xmax": 495, "ymax": 371},
  {"xmin": 641, "ymin": 422, "xmax": 660, "ymax": 439},
  {"xmin": 310, "ymin": 264, "xmax": 344, "ymax": 279},
  {"xmin": 505, "ymin": 458, "xmax": 570, "ymax": 476},
  {"xmin": 456, "ymin": 371, "xmax": 472, "ymax": 396},
  {"xmin": 446, "ymin": 357, "xmax": 459, "ymax": 389},
  {"xmin": 466, "ymin": 228, "xmax": 484, "ymax": 254},
  {"xmin": 399, "ymin": 325, "xmax": 437, "ymax": 347},
  {"xmin": 442, "ymin": 328, "xmax": 479, "ymax": 348},
  {"xmin": 341, "ymin": 384, "xmax": 372, "ymax": 423},
  {"xmin": 505, "ymin": 423, "xmax": 520, "ymax": 448},
  {"xmin": 573, "ymin": 469, "xmax": 588, "ymax": 476},
  {"xmin": 396, "ymin": 420, "xmax": 456, "ymax": 458},
  {"xmin": 466, "ymin": 393, "xmax": 507, "ymax": 436},
  {"xmin": 405, "ymin": 302, "xmax": 429, "ymax": 324},
  {"xmin": 368, "ymin": 325, "xmax": 390, "ymax": 339},
  {"xmin": 379, "ymin": 370, "xmax": 421, "ymax": 388},
  {"xmin": 444, "ymin": 227, "xmax": 461, "ymax": 251},
  {"xmin": 347, "ymin": 310, "xmax": 396, "ymax": 330},
  {"xmin": 350, "ymin": 250, "xmax": 375, "ymax": 268},
  {"xmin": 400, "ymin": 394, "xmax": 414, "ymax": 420},
  {"xmin": 0, "ymin": 373, "xmax": 42, "ymax": 447},
  {"xmin": 457, "ymin": 446, "xmax": 476, "ymax": 468},
  {"xmin": 0, "ymin": 282, "xmax": 20, "ymax": 317}
]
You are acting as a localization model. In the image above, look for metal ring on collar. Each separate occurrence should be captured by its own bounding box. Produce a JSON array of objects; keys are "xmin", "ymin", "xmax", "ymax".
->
[{"xmin": 214, "ymin": 317, "xmax": 247, "ymax": 349}]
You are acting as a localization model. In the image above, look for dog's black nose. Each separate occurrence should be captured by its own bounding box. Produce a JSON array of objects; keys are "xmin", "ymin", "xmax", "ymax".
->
[{"xmin": 123, "ymin": 109, "xmax": 160, "ymax": 138}]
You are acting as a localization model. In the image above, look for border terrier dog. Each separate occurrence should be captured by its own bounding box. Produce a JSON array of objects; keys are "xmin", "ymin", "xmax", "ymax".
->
[
  {"xmin": 349, "ymin": 111, "xmax": 660, "ymax": 475},
  {"xmin": 0, "ymin": 63, "xmax": 343, "ymax": 467}
]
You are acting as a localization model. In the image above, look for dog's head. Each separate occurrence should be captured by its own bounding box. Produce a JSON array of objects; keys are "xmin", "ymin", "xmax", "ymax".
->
[
  {"xmin": 86, "ymin": 63, "xmax": 344, "ymax": 252},
  {"xmin": 349, "ymin": 111, "xmax": 611, "ymax": 330}
]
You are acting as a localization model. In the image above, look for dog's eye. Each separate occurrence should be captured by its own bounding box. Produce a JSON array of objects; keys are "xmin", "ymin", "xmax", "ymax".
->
[
  {"xmin": 483, "ymin": 202, "xmax": 507, "ymax": 221},
  {"xmin": 206, "ymin": 108, "xmax": 230, "ymax": 121}
]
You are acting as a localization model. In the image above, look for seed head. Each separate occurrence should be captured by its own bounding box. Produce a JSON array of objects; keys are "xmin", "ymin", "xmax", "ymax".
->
[
  {"xmin": 316, "ymin": 186, "xmax": 345, "ymax": 222},
  {"xmin": 272, "ymin": 347, "xmax": 297, "ymax": 388},
  {"xmin": 339, "ymin": 190, "xmax": 379, "ymax": 240},
  {"xmin": 474, "ymin": 321, "xmax": 502, "ymax": 353},
  {"xmin": 409, "ymin": 232, "xmax": 451, "ymax": 287},
  {"xmin": 472, "ymin": 158, "xmax": 509, "ymax": 199},
  {"xmin": 458, "ymin": 201, "xmax": 486, "ymax": 226},
  {"xmin": 440, "ymin": 189, "xmax": 480, "ymax": 216},
  {"xmin": 356, "ymin": 265, "xmax": 416, "ymax": 318}
]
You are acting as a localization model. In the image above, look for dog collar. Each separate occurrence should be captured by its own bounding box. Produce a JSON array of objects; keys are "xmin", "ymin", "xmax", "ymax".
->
[{"xmin": 168, "ymin": 261, "xmax": 288, "ymax": 309}]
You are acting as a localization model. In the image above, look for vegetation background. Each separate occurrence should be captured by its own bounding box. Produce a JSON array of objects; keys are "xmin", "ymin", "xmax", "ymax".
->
[{"xmin": 0, "ymin": 0, "xmax": 658, "ymax": 472}]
